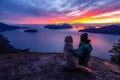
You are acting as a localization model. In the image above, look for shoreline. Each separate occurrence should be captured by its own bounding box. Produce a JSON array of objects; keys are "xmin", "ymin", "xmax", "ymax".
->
[
  {"xmin": 0, "ymin": 31, "xmax": 112, "ymax": 60},
  {"xmin": 0, "ymin": 24, "xmax": 118, "ymax": 61}
]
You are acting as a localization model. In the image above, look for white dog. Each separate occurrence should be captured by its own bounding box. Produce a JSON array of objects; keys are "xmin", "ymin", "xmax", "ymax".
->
[{"xmin": 63, "ymin": 36, "xmax": 79, "ymax": 69}]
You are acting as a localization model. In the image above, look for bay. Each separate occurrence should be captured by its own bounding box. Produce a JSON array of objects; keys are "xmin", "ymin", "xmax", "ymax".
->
[{"xmin": 1, "ymin": 28, "xmax": 119, "ymax": 60}]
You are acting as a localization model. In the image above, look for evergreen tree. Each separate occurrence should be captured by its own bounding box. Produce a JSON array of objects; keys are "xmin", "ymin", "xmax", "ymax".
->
[{"xmin": 109, "ymin": 39, "xmax": 120, "ymax": 65}]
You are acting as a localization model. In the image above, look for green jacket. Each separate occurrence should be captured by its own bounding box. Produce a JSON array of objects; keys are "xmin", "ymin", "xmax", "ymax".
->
[{"xmin": 70, "ymin": 42, "xmax": 93, "ymax": 65}]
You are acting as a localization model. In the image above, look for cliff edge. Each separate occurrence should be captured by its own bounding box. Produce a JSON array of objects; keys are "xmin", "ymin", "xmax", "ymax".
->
[{"xmin": 0, "ymin": 53, "xmax": 119, "ymax": 80}]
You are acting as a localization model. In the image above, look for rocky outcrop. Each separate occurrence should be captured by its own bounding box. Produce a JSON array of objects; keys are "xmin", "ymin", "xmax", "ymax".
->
[
  {"xmin": 44, "ymin": 23, "xmax": 73, "ymax": 29},
  {"xmin": 0, "ymin": 53, "xmax": 119, "ymax": 80},
  {"xmin": 0, "ymin": 34, "xmax": 29, "ymax": 53},
  {"xmin": 0, "ymin": 35, "xmax": 18, "ymax": 53}
]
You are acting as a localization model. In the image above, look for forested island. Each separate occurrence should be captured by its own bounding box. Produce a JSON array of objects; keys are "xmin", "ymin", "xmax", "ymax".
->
[
  {"xmin": 79, "ymin": 25, "xmax": 120, "ymax": 35},
  {"xmin": 44, "ymin": 24, "xmax": 73, "ymax": 29}
]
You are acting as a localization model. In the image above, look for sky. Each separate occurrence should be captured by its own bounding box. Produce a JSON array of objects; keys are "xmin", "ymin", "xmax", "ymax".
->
[{"xmin": 0, "ymin": 0, "xmax": 120, "ymax": 24}]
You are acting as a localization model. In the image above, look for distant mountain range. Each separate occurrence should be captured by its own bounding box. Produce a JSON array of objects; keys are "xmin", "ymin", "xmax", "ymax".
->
[
  {"xmin": 1, "ymin": 23, "xmax": 120, "ymax": 35},
  {"xmin": 44, "ymin": 24, "xmax": 73, "ymax": 29},
  {"xmin": 79, "ymin": 25, "xmax": 120, "ymax": 35},
  {"xmin": 0, "ymin": 23, "xmax": 20, "ymax": 32}
]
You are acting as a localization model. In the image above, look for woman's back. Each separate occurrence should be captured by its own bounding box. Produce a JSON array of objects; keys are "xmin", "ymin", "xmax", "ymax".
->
[{"xmin": 78, "ymin": 42, "xmax": 93, "ymax": 65}]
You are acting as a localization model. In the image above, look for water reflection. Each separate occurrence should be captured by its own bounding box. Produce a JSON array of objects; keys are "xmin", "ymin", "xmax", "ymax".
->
[{"xmin": 1, "ymin": 29, "xmax": 119, "ymax": 60}]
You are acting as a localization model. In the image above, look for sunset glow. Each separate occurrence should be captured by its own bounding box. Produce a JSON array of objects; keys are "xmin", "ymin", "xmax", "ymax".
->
[{"xmin": 0, "ymin": 0, "xmax": 120, "ymax": 24}]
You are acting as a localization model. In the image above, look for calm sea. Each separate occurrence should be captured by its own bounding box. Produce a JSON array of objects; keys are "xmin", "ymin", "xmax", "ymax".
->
[{"xmin": 1, "ymin": 27, "xmax": 119, "ymax": 60}]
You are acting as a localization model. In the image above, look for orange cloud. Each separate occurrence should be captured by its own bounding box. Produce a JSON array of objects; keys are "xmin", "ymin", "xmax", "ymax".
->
[
  {"xmin": 11, "ymin": 10, "xmax": 120, "ymax": 24},
  {"xmin": 67, "ymin": 10, "xmax": 120, "ymax": 24}
]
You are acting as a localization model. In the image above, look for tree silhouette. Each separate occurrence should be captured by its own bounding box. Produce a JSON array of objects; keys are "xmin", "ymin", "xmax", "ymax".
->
[{"xmin": 109, "ymin": 39, "xmax": 120, "ymax": 65}]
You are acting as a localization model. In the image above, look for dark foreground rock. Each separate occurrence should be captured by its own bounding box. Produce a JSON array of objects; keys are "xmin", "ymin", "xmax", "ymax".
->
[
  {"xmin": 0, "ymin": 53, "xmax": 119, "ymax": 80},
  {"xmin": 0, "ymin": 35, "xmax": 18, "ymax": 53},
  {"xmin": 0, "ymin": 34, "xmax": 29, "ymax": 53}
]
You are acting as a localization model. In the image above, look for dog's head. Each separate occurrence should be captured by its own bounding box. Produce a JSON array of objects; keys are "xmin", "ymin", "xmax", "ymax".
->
[{"xmin": 64, "ymin": 36, "xmax": 73, "ymax": 43}]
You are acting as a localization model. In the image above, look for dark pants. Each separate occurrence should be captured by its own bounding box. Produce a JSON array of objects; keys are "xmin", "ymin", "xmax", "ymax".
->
[
  {"xmin": 79, "ymin": 57, "xmax": 87, "ymax": 66},
  {"xmin": 79, "ymin": 53, "xmax": 90, "ymax": 66}
]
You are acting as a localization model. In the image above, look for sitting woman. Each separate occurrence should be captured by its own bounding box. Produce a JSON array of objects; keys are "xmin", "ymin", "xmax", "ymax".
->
[{"xmin": 70, "ymin": 33, "xmax": 93, "ymax": 67}]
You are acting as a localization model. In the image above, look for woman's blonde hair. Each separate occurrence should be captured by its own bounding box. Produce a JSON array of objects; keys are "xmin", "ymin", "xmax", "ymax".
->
[{"xmin": 64, "ymin": 36, "xmax": 73, "ymax": 43}]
